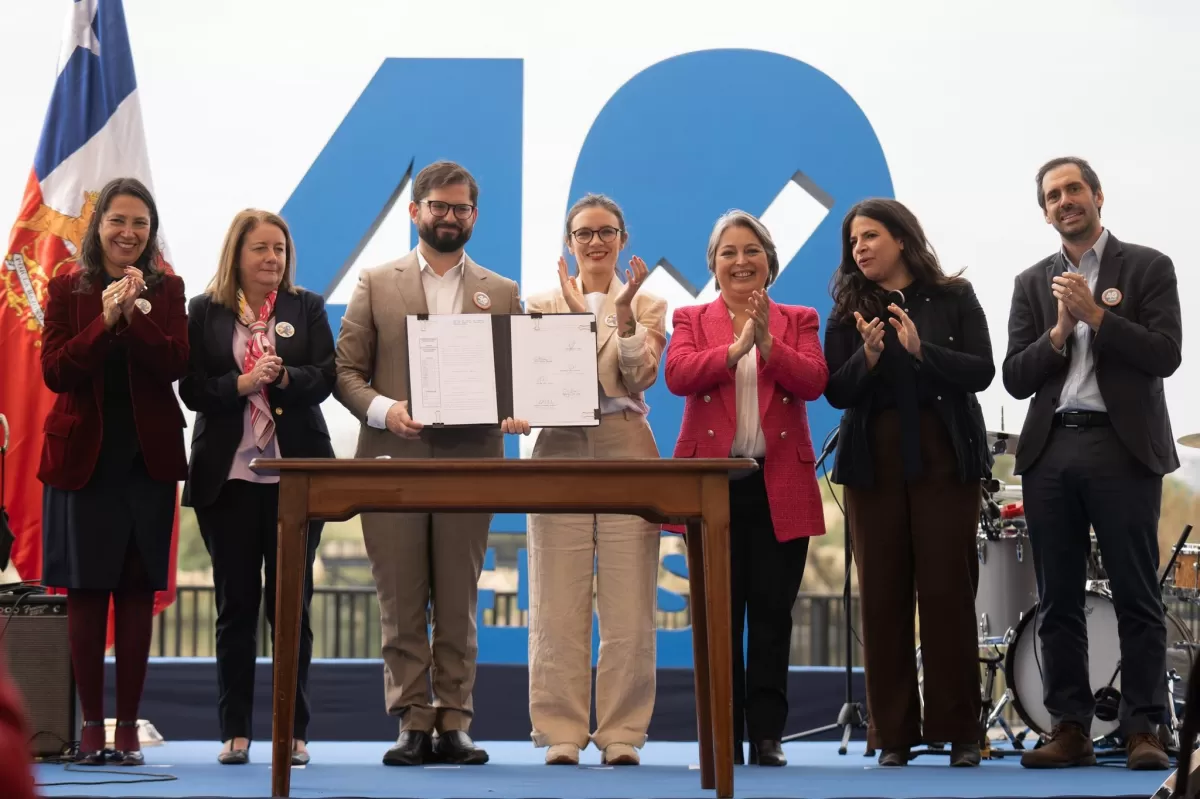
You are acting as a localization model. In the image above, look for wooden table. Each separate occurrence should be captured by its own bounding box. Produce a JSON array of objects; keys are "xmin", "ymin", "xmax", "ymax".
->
[{"xmin": 249, "ymin": 457, "xmax": 755, "ymax": 798}]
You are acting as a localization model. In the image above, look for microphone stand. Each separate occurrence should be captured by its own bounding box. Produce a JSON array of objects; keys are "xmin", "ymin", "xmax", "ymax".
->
[{"xmin": 782, "ymin": 427, "xmax": 871, "ymax": 755}]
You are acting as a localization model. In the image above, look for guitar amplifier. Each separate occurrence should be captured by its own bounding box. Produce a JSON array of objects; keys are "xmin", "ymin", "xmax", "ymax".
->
[{"xmin": 0, "ymin": 591, "xmax": 75, "ymax": 758}]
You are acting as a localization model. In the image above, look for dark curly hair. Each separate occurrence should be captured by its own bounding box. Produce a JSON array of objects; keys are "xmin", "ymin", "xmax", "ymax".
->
[
  {"xmin": 76, "ymin": 177, "xmax": 165, "ymax": 294},
  {"xmin": 829, "ymin": 198, "xmax": 965, "ymax": 323}
]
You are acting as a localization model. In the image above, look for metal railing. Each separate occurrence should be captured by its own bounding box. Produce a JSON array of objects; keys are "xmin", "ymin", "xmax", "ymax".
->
[
  {"xmin": 153, "ymin": 586, "xmax": 866, "ymax": 665},
  {"xmin": 152, "ymin": 586, "xmax": 1200, "ymax": 668}
]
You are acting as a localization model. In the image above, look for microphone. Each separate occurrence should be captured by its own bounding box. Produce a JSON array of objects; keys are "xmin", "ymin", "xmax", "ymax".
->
[{"xmin": 816, "ymin": 427, "xmax": 839, "ymax": 471}]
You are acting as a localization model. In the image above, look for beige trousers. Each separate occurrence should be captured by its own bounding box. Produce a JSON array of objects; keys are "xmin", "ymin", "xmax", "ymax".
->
[
  {"xmin": 358, "ymin": 428, "xmax": 500, "ymax": 735},
  {"xmin": 526, "ymin": 411, "xmax": 661, "ymax": 750}
]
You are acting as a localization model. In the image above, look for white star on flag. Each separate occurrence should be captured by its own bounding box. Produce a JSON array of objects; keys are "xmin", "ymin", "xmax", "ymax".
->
[{"xmin": 58, "ymin": 0, "xmax": 101, "ymax": 74}]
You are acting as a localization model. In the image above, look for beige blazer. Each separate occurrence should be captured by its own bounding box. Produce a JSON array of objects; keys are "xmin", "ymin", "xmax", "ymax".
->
[
  {"xmin": 524, "ymin": 278, "xmax": 667, "ymax": 402},
  {"xmin": 333, "ymin": 249, "xmax": 522, "ymax": 459}
]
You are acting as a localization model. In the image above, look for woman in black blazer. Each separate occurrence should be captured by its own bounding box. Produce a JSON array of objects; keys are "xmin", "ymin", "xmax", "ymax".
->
[
  {"xmin": 179, "ymin": 209, "xmax": 335, "ymax": 766},
  {"xmin": 823, "ymin": 198, "xmax": 994, "ymax": 768}
]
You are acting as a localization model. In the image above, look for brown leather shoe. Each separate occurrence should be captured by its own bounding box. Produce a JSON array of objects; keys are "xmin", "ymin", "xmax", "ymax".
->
[
  {"xmin": 1126, "ymin": 732, "xmax": 1169, "ymax": 770},
  {"xmin": 1020, "ymin": 723, "xmax": 1096, "ymax": 768}
]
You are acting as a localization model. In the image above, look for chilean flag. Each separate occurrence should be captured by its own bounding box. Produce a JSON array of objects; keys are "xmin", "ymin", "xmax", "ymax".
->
[{"xmin": 0, "ymin": 0, "xmax": 179, "ymax": 629}]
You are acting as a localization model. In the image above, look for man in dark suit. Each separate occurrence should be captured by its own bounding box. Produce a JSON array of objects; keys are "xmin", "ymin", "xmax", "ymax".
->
[{"xmin": 1003, "ymin": 156, "xmax": 1182, "ymax": 770}]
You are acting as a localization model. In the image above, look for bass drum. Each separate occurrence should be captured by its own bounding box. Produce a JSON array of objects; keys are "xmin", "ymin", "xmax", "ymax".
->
[{"xmin": 1006, "ymin": 589, "xmax": 1194, "ymax": 739}]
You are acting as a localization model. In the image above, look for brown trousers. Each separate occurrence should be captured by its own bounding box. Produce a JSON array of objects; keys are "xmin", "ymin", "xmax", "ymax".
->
[{"xmin": 845, "ymin": 409, "xmax": 981, "ymax": 750}]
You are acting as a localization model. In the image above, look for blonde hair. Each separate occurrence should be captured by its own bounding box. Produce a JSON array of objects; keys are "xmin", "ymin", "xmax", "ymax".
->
[{"xmin": 207, "ymin": 209, "xmax": 299, "ymax": 309}]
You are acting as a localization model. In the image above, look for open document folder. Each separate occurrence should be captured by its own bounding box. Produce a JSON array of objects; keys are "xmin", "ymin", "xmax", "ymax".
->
[{"xmin": 405, "ymin": 313, "xmax": 601, "ymax": 428}]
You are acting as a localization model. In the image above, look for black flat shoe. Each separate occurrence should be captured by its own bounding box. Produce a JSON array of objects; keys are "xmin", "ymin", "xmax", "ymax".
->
[
  {"xmin": 218, "ymin": 747, "xmax": 250, "ymax": 765},
  {"xmin": 749, "ymin": 740, "xmax": 786, "ymax": 767},
  {"xmin": 433, "ymin": 731, "xmax": 489, "ymax": 765},
  {"xmin": 950, "ymin": 742, "xmax": 981, "ymax": 767},
  {"xmin": 111, "ymin": 749, "xmax": 145, "ymax": 766},
  {"xmin": 383, "ymin": 730, "xmax": 433, "ymax": 766},
  {"xmin": 75, "ymin": 720, "xmax": 108, "ymax": 765},
  {"xmin": 111, "ymin": 721, "xmax": 144, "ymax": 766},
  {"xmin": 878, "ymin": 747, "xmax": 909, "ymax": 767}
]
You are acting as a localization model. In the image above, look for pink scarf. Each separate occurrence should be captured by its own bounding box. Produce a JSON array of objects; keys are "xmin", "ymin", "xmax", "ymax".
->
[{"xmin": 237, "ymin": 289, "xmax": 278, "ymax": 450}]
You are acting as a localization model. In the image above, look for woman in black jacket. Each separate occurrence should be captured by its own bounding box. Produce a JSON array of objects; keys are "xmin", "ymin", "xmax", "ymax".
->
[
  {"xmin": 180, "ymin": 209, "xmax": 335, "ymax": 766},
  {"xmin": 823, "ymin": 198, "xmax": 994, "ymax": 768}
]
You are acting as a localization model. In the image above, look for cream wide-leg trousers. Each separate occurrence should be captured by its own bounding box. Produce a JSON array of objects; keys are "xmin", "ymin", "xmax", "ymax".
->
[{"xmin": 526, "ymin": 411, "xmax": 661, "ymax": 750}]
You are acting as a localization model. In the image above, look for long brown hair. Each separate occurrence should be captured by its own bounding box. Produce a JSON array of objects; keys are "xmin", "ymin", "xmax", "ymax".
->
[
  {"xmin": 76, "ymin": 177, "xmax": 165, "ymax": 294},
  {"xmin": 829, "ymin": 198, "xmax": 965, "ymax": 323},
  {"xmin": 206, "ymin": 209, "xmax": 299, "ymax": 310}
]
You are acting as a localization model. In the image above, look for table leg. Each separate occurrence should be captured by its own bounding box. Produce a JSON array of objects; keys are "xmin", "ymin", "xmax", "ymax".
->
[
  {"xmin": 271, "ymin": 475, "xmax": 310, "ymax": 799},
  {"xmin": 685, "ymin": 520, "xmax": 714, "ymax": 789},
  {"xmin": 701, "ymin": 475, "xmax": 734, "ymax": 799}
]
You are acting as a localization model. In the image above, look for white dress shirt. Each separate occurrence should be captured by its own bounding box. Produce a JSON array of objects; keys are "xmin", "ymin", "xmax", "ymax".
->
[
  {"xmin": 1054, "ymin": 228, "xmax": 1108, "ymax": 413},
  {"xmin": 366, "ymin": 250, "xmax": 466, "ymax": 429},
  {"xmin": 730, "ymin": 313, "xmax": 766, "ymax": 458},
  {"xmin": 585, "ymin": 291, "xmax": 650, "ymax": 416}
]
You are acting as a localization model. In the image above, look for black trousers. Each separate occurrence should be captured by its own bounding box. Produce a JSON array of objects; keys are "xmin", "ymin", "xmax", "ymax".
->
[
  {"xmin": 195, "ymin": 479, "xmax": 323, "ymax": 741},
  {"xmin": 729, "ymin": 466, "xmax": 810, "ymax": 744},
  {"xmin": 1022, "ymin": 422, "xmax": 1167, "ymax": 736}
]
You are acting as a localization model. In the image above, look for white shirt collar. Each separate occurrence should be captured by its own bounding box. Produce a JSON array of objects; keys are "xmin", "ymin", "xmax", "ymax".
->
[
  {"xmin": 417, "ymin": 248, "xmax": 466, "ymax": 276},
  {"xmin": 1062, "ymin": 227, "xmax": 1109, "ymax": 268}
]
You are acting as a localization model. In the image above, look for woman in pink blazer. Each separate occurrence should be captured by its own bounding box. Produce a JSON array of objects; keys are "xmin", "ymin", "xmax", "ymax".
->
[{"xmin": 665, "ymin": 210, "xmax": 829, "ymax": 767}]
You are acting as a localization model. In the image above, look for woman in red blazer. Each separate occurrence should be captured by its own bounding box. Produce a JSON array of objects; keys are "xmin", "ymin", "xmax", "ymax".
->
[
  {"xmin": 665, "ymin": 210, "xmax": 828, "ymax": 767},
  {"xmin": 38, "ymin": 177, "xmax": 189, "ymax": 766}
]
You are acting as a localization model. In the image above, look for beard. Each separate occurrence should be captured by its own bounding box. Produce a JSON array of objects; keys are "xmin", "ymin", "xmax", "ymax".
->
[
  {"xmin": 1053, "ymin": 205, "xmax": 1099, "ymax": 242},
  {"xmin": 418, "ymin": 219, "xmax": 473, "ymax": 253}
]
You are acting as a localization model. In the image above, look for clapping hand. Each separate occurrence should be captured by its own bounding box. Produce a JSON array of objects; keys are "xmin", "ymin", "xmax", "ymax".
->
[
  {"xmin": 886, "ymin": 303, "xmax": 921, "ymax": 359},
  {"xmin": 854, "ymin": 311, "xmax": 885, "ymax": 368},
  {"xmin": 614, "ymin": 256, "xmax": 648, "ymax": 307},
  {"xmin": 118, "ymin": 267, "xmax": 146, "ymax": 320},
  {"xmin": 1052, "ymin": 272, "xmax": 1102, "ymax": 328},
  {"xmin": 101, "ymin": 278, "xmax": 126, "ymax": 328},
  {"xmin": 558, "ymin": 256, "xmax": 587, "ymax": 313},
  {"xmin": 726, "ymin": 318, "xmax": 755, "ymax": 368}
]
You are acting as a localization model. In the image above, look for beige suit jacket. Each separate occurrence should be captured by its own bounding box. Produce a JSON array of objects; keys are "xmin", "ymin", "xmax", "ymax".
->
[
  {"xmin": 524, "ymin": 279, "xmax": 667, "ymax": 402},
  {"xmin": 334, "ymin": 250, "xmax": 522, "ymax": 459}
]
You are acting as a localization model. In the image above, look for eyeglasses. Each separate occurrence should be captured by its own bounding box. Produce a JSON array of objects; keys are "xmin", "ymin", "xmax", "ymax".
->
[
  {"xmin": 422, "ymin": 200, "xmax": 475, "ymax": 220},
  {"xmin": 570, "ymin": 226, "xmax": 623, "ymax": 244}
]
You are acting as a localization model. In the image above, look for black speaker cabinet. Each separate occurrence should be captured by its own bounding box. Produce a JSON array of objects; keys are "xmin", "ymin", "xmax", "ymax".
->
[{"xmin": 0, "ymin": 592, "xmax": 75, "ymax": 758}]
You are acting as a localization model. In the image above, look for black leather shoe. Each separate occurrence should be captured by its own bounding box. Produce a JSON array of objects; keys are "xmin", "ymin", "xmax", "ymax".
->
[
  {"xmin": 383, "ymin": 731, "xmax": 433, "ymax": 766},
  {"xmin": 433, "ymin": 731, "xmax": 489, "ymax": 765},
  {"xmin": 749, "ymin": 739, "xmax": 786, "ymax": 766}
]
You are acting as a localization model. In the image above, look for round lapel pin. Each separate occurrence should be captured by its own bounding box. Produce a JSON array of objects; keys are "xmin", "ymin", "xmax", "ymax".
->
[
  {"xmin": 134, "ymin": 298, "xmax": 151, "ymax": 314},
  {"xmin": 1101, "ymin": 288, "xmax": 1122, "ymax": 307},
  {"xmin": 473, "ymin": 291, "xmax": 492, "ymax": 310},
  {"xmin": 275, "ymin": 321, "xmax": 295, "ymax": 338},
  {"xmin": 604, "ymin": 313, "xmax": 618, "ymax": 327}
]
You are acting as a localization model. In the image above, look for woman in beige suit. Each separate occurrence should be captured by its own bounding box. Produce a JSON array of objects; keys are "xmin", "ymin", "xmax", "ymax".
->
[{"xmin": 523, "ymin": 194, "xmax": 666, "ymax": 766}]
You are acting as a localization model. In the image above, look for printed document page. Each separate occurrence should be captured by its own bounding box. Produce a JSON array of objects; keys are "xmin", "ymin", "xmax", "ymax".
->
[
  {"xmin": 406, "ymin": 315, "xmax": 498, "ymax": 426},
  {"xmin": 510, "ymin": 314, "xmax": 600, "ymax": 427}
]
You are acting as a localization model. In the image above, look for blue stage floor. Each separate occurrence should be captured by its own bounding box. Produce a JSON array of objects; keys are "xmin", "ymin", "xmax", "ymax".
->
[{"xmin": 34, "ymin": 740, "xmax": 1168, "ymax": 798}]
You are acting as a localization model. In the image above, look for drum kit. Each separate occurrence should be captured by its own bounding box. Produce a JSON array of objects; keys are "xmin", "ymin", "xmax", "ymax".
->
[{"xmin": 955, "ymin": 431, "xmax": 1200, "ymax": 758}]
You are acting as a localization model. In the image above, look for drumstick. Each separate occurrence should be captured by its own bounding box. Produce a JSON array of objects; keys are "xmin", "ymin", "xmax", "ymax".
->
[{"xmin": 1160, "ymin": 524, "xmax": 1194, "ymax": 591}]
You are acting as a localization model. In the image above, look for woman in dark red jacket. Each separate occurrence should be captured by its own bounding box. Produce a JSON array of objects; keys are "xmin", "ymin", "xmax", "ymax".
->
[
  {"xmin": 38, "ymin": 177, "xmax": 189, "ymax": 766},
  {"xmin": 665, "ymin": 210, "xmax": 828, "ymax": 766}
]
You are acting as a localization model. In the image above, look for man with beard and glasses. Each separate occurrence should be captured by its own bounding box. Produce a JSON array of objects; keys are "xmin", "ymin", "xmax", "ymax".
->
[
  {"xmin": 334, "ymin": 161, "xmax": 526, "ymax": 766},
  {"xmin": 1003, "ymin": 156, "xmax": 1182, "ymax": 771}
]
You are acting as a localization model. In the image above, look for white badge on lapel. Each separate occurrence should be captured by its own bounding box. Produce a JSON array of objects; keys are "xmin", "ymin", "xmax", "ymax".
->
[
  {"xmin": 1101, "ymin": 288, "xmax": 1122, "ymax": 307},
  {"xmin": 134, "ymin": 298, "xmax": 151, "ymax": 314},
  {"xmin": 275, "ymin": 321, "xmax": 295, "ymax": 338},
  {"xmin": 473, "ymin": 291, "xmax": 492, "ymax": 310}
]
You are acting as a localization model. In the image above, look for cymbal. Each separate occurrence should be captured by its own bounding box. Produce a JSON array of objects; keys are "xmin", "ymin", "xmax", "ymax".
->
[
  {"xmin": 987, "ymin": 430, "xmax": 1019, "ymax": 456},
  {"xmin": 1178, "ymin": 434, "xmax": 1200, "ymax": 450}
]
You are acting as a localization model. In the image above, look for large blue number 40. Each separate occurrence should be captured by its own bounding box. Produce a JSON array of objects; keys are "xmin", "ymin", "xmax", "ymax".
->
[{"xmin": 278, "ymin": 51, "xmax": 893, "ymax": 667}]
